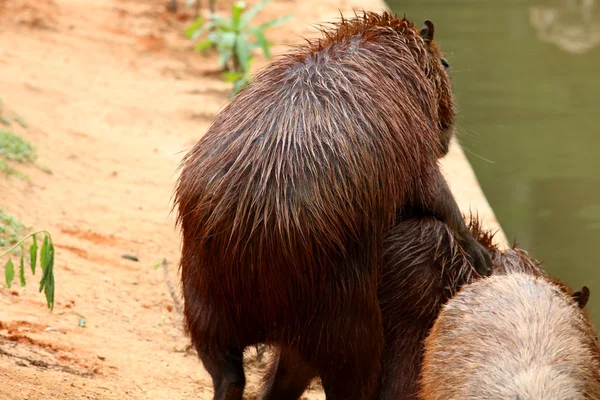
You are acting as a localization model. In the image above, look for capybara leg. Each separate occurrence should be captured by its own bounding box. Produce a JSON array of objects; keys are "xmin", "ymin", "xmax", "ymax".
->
[
  {"xmin": 197, "ymin": 346, "xmax": 246, "ymax": 400},
  {"xmin": 419, "ymin": 171, "xmax": 493, "ymax": 277},
  {"xmin": 311, "ymin": 292, "xmax": 384, "ymax": 400},
  {"xmin": 377, "ymin": 323, "xmax": 428, "ymax": 400},
  {"xmin": 261, "ymin": 347, "xmax": 317, "ymax": 400}
]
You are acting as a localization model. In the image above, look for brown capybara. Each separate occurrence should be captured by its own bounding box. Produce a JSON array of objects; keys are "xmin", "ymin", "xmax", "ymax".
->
[
  {"xmin": 262, "ymin": 216, "xmax": 480, "ymax": 399},
  {"xmin": 174, "ymin": 11, "xmax": 492, "ymax": 400},
  {"xmin": 263, "ymin": 216, "xmax": 592, "ymax": 400},
  {"xmin": 420, "ymin": 272, "xmax": 600, "ymax": 400}
]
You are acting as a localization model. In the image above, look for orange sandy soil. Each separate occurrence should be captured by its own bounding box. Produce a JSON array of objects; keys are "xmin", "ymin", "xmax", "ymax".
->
[{"xmin": 0, "ymin": 0, "xmax": 505, "ymax": 399}]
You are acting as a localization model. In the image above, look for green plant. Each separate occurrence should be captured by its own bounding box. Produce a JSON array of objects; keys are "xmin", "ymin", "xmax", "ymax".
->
[
  {"xmin": 185, "ymin": 0, "xmax": 293, "ymax": 94},
  {"xmin": 0, "ymin": 210, "xmax": 27, "ymax": 247},
  {"xmin": 1, "ymin": 231, "xmax": 55, "ymax": 311},
  {"xmin": 0, "ymin": 129, "xmax": 37, "ymax": 179}
]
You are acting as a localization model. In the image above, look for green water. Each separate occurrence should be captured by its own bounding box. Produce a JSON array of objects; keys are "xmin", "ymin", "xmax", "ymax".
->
[{"xmin": 385, "ymin": 0, "xmax": 600, "ymax": 323}]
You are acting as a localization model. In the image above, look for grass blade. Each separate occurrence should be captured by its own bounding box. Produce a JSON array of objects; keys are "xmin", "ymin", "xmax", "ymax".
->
[
  {"xmin": 4, "ymin": 258, "xmax": 14, "ymax": 288},
  {"xmin": 30, "ymin": 233, "xmax": 37, "ymax": 274}
]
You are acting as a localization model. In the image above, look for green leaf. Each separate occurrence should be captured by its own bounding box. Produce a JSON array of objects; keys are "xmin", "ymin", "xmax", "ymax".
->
[
  {"xmin": 216, "ymin": 31, "xmax": 236, "ymax": 50},
  {"xmin": 231, "ymin": 76, "xmax": 250, "ymax": 97},
  {"xmin": 185, "ymin": 17, "xmax": 205, "ymax": 39},
  {"xmin": 19, "ymin": 247, "xmax": 25, "ymax": 287},
  {"xmin": 231, "ymin": 1, "xmax": 247, "ymax": 30},
  {"xmin": 252, "ymin": 27, "xmax": 270, "ymax": 58},
  {"xmin": 40, "ymin": 234, "xmax": 49, "ymax": 273},
  {"xmin": 5, "ymin": 258, "xmax": 14, "ymax": 288},
  {"xmin": 212, "ymin": 14, "xmax": 233, "ymax": 31},
  {"xmin": 195, "ymin": 39, "xmax": 214, "ymax": 52},
  {"xmin": 235, "ymin": 35, "xmax": 252, "ymax": 72},
  {"xmin": 222, "ymin": 71, "xmax": 246, "ymax": 82},
  {"xmin": 30, "ymin": 234, "xmax": 37, "ymax": 274},
  {"xmin": 191, "ymin": 20, "xmax": 216, "ymax": 42},
  {"xmin": 44, "ymin": 270, "xmax": 54, "ymax": 311},
  {"xmin": 1, "ymin": 116, "xmax": 11, "ymax": 126},
  {"xmin": 39, "ymin": 235, "xmax": 54, "ymax": 310},
  {"xmin": 78, "ymin": 317, "xmax": 86, "ymax": 327},
  {"xmin": 152, "ymin": 261, "xmax": 162, "ymax": 270},
  {"xmin": 239, "ymin": 0, "xmax": 270, "ymax": 28},
  {"xmin": 218, "ymin": 49, "xmax": 233, "ymax": 69},
  {"xmin": 259, "ymin": 14, "xmax": 294, "ymax": 30}
]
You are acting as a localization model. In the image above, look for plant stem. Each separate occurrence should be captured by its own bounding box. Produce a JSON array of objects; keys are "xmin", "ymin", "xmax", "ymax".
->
[{"xmin": 0, "ymin": 230, "xmax": 51, "ymax": 257}]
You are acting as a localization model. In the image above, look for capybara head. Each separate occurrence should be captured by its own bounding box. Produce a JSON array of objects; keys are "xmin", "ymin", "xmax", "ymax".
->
[
  {"xmin": 293, "ymin": 12, "xmax": 456, "ymax": 157},
  {"xmin": 468, "ymin": 216, "xmax": 593, "ymax": 313},
  {"xmin": 418, "ymin": 19, "xmax": 455, "ymax": 155},
  {"xmin": 420, "ymin": 273, "xmax": 600, "ymax": 400}
]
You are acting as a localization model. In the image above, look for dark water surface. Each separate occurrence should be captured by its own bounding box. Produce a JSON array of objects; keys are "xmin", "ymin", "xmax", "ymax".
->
[{"xmin": 385, "ymin": 0, "xmax": 600, "ymax": 322}]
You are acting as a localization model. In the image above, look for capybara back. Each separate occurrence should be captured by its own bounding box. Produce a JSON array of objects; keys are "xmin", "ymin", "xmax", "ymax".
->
[
  {"xmin": 175, "ymin": 12, "xmax": 491, "ymax": 400},
  {"xmin": 420, "ymin": 273, "xmax": 600, "ymax": 400}
]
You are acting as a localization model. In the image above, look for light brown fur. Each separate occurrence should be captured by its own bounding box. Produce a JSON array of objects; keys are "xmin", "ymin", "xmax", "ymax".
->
[{"xmin": 420, "ymin": 273, "xmax": 600, "ymax": 400}]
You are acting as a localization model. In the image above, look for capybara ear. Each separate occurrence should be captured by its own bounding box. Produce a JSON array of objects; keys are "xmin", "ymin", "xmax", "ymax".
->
[
  {"xmin": 572, "ymin": 286, "xmax": 590, "ymax": 309},
  {"xmin": 420, "ymin": 20, "xmax": 435, "ymax": 44}
]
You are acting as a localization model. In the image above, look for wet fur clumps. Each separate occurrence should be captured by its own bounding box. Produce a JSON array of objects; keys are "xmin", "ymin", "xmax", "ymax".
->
[
  {"xmin": 373, "ymin": 215, "xmax": 595, "ymax": 399},
  {"xmin": 420, "ymin": 272, "xmax": 600, "ymax": 400},
  {"xmin": 174, "ymin": 11, "xmax": 480, "ymax": 400},
  {"xmin": 376, "ymin": 217, "xmax": 478, "ymax": 400}
]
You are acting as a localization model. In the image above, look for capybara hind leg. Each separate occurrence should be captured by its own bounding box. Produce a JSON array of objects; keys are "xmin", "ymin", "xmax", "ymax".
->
[
  {"xmin": 197, "ymin": 346, "xmax": 245, "ymax": 400},
  {"xmin": 311, "ymin": 293, "xmax": 384, "ymax": 400},
  {"xmin": 261, "ymin": 347, "xmax": 317, "ymax": 400}
]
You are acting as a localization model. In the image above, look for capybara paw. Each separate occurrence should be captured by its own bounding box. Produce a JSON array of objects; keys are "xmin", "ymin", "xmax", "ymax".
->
[{"xmin": 464, "ymin": 239, "xmax": 493, "ymax": 277}]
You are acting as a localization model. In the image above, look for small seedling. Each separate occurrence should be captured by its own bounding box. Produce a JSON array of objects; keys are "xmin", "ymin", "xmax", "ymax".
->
[
  {"xmin": 185, "ymin": 0, "xmax": 293, "ymax": 94},
  {"xmin": 0, "ymin": 210, "xmax": 27, "ymax": 247},
  {"xmin": 0, "ymin": 129, "xmax": 37, "ymax": 179},
  {"xmin": 1, "ymin": 231, "xmax": 56, "ymax": 311}
]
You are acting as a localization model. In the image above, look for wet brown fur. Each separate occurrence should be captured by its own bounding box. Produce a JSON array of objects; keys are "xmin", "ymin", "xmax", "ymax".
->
[
  {"xmin": 265, "ymin": 215, "xmax": 593, "ymax": 399},
  {"xmin": 174, "ymin": 11, "xmax": 491, "ymax": 400},
  {"xmin": 420, "ymin": 272, "xmax": 600, "ymax": 400}
]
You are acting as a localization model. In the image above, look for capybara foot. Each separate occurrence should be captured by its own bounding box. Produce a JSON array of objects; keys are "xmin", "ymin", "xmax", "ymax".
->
[
  {"xmin": 463, "ymin": 237, "xmax": 493, "ymax": 277},
  {"xmin": 214, "ymin": 381, "xmax": 244, "ymax": 400}
]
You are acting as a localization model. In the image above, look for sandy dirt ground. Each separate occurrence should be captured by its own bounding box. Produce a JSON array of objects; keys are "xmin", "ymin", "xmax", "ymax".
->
[{"xmin": 0, "ymin": 0, "xmax": 505, "ymax": 399}]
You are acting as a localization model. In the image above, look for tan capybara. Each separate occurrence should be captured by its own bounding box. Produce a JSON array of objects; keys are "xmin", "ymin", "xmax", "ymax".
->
[
  {"xmin": 420, "ymin": 273, "xmax": 600, "ymax": 400},
  {"xmin": 174, "ymin": 11, "xmax": 492, "ymax": 400}
]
